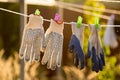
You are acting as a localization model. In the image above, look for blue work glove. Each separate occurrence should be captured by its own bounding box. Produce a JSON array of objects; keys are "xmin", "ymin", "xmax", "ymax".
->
[
  {"xmin": 88, "ymin": 25, "xmax": 105, "ymax": 73},
  {"xmin": 68, "ymin": 23, "xmax": 85, "ymax": 69}
]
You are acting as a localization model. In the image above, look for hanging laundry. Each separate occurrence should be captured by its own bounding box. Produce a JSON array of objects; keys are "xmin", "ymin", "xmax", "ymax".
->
[
  {"xmin": 87, "ymin": 25, "xmax": 105, "ymax": 73},
  {"xmin": 68, "ymin": 22, "xmax": 85, "ymax": 69},
  {"xmin": 41, "ymin": 19, "xmax": 64, "ymax": 70},
  {"xmin": 103, "ymin": 14, "xmax": 118, "ymax": 48},
  {"xmin": 19, "ymin": 14, "xmax": 45, "ymax": 63}
]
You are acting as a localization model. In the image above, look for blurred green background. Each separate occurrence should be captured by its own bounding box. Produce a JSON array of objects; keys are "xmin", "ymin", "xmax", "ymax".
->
[{"xmin": 0, "ymin": 0, "xmax": 120, "ymax": 80}]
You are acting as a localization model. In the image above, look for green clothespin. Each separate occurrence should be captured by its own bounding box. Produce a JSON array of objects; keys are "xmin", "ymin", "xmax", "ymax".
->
[
  {"xmin": 95, "ymin": 17, "xmax": 99, "ymax": 29},
  {"xmin": 77, "ymin": 16, "xmax": 82, "ymax": 28},
  {"xmin": 35, "ymin": 9, "xmax": 40, "ymax": 15}
]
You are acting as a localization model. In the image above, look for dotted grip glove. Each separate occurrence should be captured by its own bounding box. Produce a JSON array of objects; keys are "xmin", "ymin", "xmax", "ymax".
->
[
  {"xmin": 68, "ymin": 23, "xmax": 85, "ymax": 69},
  {"xmin": 88, "ymin": 25, "xmax": 105, "ymax": 73},
  {"xmin": 19, "ymin": 14, "xmax": 45, "ymax": 63},
  {"xmin": 41, "ymin": 19, "xmax": 64, "ymax": 70}
]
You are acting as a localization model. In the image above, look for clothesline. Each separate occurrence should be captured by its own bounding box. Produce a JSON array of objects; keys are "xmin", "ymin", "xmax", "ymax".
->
[{"xmin": 0, "ymin": 7, "xmax": 120, "ymax": 27}]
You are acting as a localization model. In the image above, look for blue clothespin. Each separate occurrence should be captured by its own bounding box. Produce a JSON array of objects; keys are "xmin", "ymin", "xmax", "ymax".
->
[
  {"xmin": 34, "ymin": 9, "xmax": 40, "ymax": 15},
  {"xmin": 77, "ymin": 16, "xmax": 82, "ymax": 28},
  {"xmin": 95, "ymin": 17, "xmax": 99, "ymax": 29}
]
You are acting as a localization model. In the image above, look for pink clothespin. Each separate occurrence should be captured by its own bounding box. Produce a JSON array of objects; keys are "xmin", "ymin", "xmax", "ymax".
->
[
  {"xmin": 54, "ymin": 13, "xmax": 60, "ymax": 21},
  {"xmin": 54, "ymin": 13, "xmax": 63, "ymax": 24}
]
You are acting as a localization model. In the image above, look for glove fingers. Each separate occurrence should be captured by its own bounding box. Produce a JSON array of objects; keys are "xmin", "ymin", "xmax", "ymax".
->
[
  {"xmin": 50, "ymin": 47, "xmax": 59, "ymax": 70},
  {"xmin": 56, "ymin": 36, "xmax": 63, "ymax": 67},
  {"xmin": 47, "ymin": 58, "xmax": 52, "ymax": 69},
  {"xmin": 75, "ymin": 50, "xmax": 85, "ymax": 69},
  {"xmin": 100, "ymin": 50, "xmax": 105, "ymax": 66},
  {"xmin": 78, "ymin": 51, "xmax": 85, "ymax": 69},
  {"xmin": 74, "ymin": 57, "xmax": 79, "ymax": 67},
  {"xmin": 41, "ymin": 30, "xmax": 46, "ymax": 51},
  {"xmin": 33, "ymin": 39, "xmax": 41, "ymax": 62},
  {"xmin": 24, "ymin": 44, "xmax": 32, "ymax": 62},
  {"xmin": 47, "ymin": 40, "xmax": 58, "ymax": 70},
  {"xmin": 29, "ymin": 49, "xmax": 34, "ymax": 64},
  {"xmin": 23, "ymin": 29, "xmax": 36, "ymax": 62},
  {"xmin": 19, "ymin": 43, "xmax": 27, "ymax": 59},
  {"xmin": 98, "ymin": 56, "xmax": 103, "ymax": 71},
  {"xmin": 92, "ymin": 47, "xmax": 99, "ymax": 72},
  {"xmin": 51, "ymin": 35, "xmax": 62, "ymax": 70},
  {"xmin": 50, "ymin": 52, "xmax": 57, "ymax": 70},
  {"xmin": 47, "ymin": 34, "xmax": 59, "ymax": 70},
  {"xmin": 19, "ymin": 29, "xmax": 28, "ymax": 59},
  {"xmin": 31, "ymin": 29, "xmax": 43, "ymax": 62},
  {"xmin": 42, "ymin": 33, "xmax": 57, "ymax": 65},
  {"xmin": 57, "ymin": 52, "xmax": 62, "ymax": 67},
  {"xmin": 41, "ymin": 39, "xmax": 53, "ymax": 65},
  {"xmin": 77, "ymin": 41, "xmax": 85, "ymax": 69},
  {"xmin": 92, "ymin": 65, "xmax": 99, "ymax": 73},
  {"xmin": 87, "ymin": 42, "xmax": 91, "ymax": 58},
  {"xmin": 41, "ymin": 33, "xmax": 51, "ymax": 65},
  {"xmin": 92, "ymin": 58, "xmax": 99, "ymax": 73}
]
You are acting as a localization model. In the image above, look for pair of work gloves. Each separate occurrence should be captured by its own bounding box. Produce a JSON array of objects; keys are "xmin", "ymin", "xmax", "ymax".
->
[
  {"xmin": 19, "ymin": 14, "xmax": 64, "ymax": 70},
  {"xmin": 68, "ymin": 23, "xmax": 105, "ymax": 72}
]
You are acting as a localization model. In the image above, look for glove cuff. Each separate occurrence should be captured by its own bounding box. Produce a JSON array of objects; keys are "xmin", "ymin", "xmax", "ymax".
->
[
  {"xmin": 71, "ymin": 23, "xmax": 85, "ymax": 47},
  {"xmin": 47, "ymin": 19, "xmax": 64, "ymax": 35},
  {"xmin": 27, "ymin": 14, "xmax": 43, "ymax": 29}
]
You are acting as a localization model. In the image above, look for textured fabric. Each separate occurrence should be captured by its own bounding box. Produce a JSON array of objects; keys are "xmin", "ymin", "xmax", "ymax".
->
[
  {"xmin": 19, "ymin": 14, "xmax": 45, "ymax": 63},
  {"xmin": 69, "ymin": 35, "xmax": 85, "ymax": 69},
  {"xmin": 41, "ymin": 19, "xmax": 64, "ymax": 70},
  {"xmin": 103, "ymin": 14, "xmax": 118, "ymax": 48},
  {"xmin": 68, "ymin": 23, "xmax": 85, "ymax": 69},
  {"xmin": 71, "ymin": 23, "xmax": 84, "ymax": 46},
  {"xmin": 88, "ymin": 25, "xmax": 105, "ymax": 73}
]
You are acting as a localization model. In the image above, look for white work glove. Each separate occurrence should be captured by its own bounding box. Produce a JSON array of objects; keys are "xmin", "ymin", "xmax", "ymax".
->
[
  {"xmin": 103, "ymin": 14, "xmax": 118, "ymax": 48},
  {"xmin": 41, "ymin": 19, "xmax": 64, "ymax": 70},
  {"xmin": 19, "ymin": 14, "xmax": 45, "ymax": 63}
]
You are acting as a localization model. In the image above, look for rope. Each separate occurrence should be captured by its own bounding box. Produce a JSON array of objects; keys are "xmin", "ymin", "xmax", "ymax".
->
[{"xmin": 0, "ymin": 8, "xmax": 120, "ymax": 27}]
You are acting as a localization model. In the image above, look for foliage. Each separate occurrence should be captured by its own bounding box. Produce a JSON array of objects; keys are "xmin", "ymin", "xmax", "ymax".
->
[
  {"xmin": 0, "ymin": 3, "xmax": 20, "ymax": 58},
  {"xmin": 97, "ymin": 56, "xmax": 117, "ymax": 80},
  {"xmin": 0, "ymin": 1, "xmax": 120, "ymax": 80},
  {"xmin": 84, "ymin": 0, "xmax": 105, "ymax": 24},
  {"xmin": 84, "ymin": 0, "xmax": 120, "ymax": 80}
]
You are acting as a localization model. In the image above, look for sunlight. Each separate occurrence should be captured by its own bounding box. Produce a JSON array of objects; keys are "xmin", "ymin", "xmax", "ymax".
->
[
  {"xmin": 26, "ymin": 0, "xmax": 55, "ymax": 6},
  {"xmin": 0, "ymin": 0, "xmax": 55, "ymax": 6}
]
